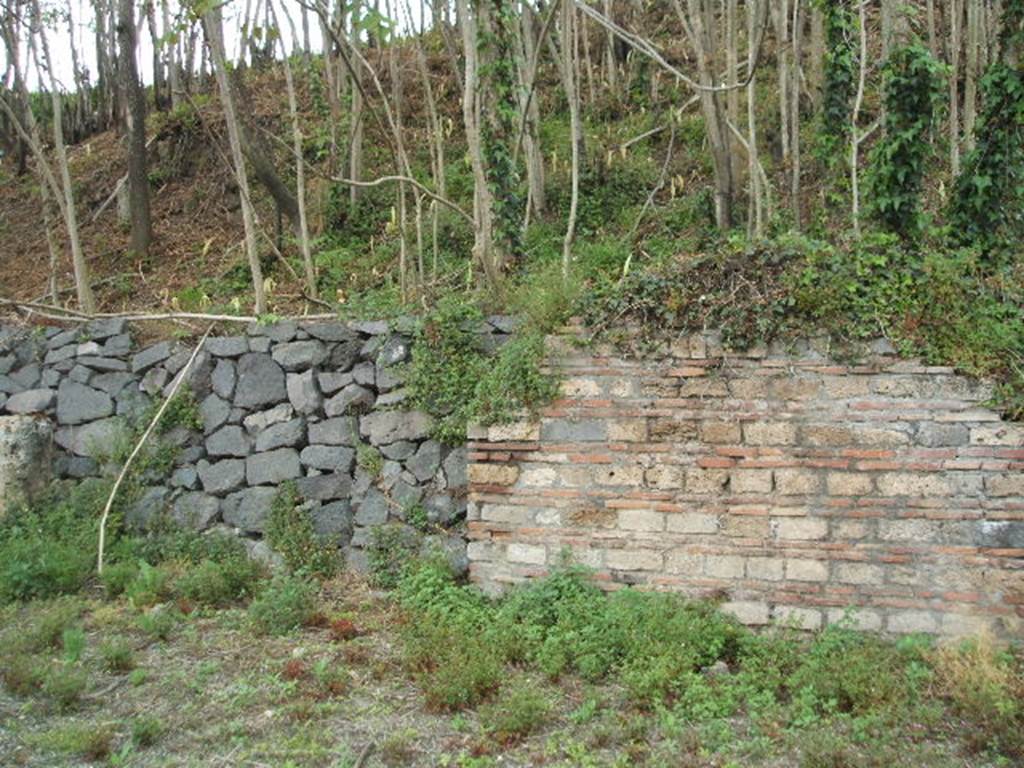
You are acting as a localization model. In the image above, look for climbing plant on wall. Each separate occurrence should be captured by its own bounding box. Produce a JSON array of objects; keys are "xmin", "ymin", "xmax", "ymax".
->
[
  {"xmin": 814, "ymin": 0, "xmax": 857, "ymax": 171},
  {"xmin": 948, "ymin": 0, "xmax": 1024, "ymax": 254},
  {"xmin": 866, "ymin": 43, "xmax": 946, "ymax": 239},
  {"xmin": 478, "ymin": 0, "xmax": 524, "ymax": 266}
]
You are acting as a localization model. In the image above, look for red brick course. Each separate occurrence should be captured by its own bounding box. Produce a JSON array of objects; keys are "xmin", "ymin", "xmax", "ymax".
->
[{"xmin": 467, "ymin": 331, "xmax": 1023, "ymax": 638}]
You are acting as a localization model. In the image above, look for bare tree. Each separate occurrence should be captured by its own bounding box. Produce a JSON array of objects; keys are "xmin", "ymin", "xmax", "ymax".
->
[
  {"xmin": 33, "ymin": 0, "xmax": 96, "ymax": 311},
  {"xmin": 202, "ymin": 3, "xmax": 266, "ymax": 314},
  {"xmin": 118, "ymin": 0, "xmax": 152, "ymax": 257},
  {"xmin": 561, "ymin": 0, "xmax": 581, "ymax": 276},
  {"xmin": 271, "ymin": 0, "xmax": 317, "ymax": 300},
  {"xmin": 672, "ymin": 0, "xmax": 736, "ymax": 229}
]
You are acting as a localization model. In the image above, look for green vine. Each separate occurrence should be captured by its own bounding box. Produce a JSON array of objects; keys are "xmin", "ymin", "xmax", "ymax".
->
[
  {"xmin": 814, "ymin": 0, "xmax": 857, "ymax": 170},
  {"xmin": 477, "ymin": 0, "xmax": 524, "ymax": 265},
  {"xmin": 866, "ymin": 43, "xmax": 946, "ymax": 239},
  {"xmin": 948, "ymin": 1, "xmax": 1024, "ymax": 254}
]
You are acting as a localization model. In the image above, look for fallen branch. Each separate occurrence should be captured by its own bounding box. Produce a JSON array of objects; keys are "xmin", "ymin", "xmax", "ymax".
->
[
  {"xmin": 96, "ymin": 324, "xmax": 214, "ymax": 575},
  {"xmin": 0, "ymin": 297, "xmax": 338, "ymax": 324}
]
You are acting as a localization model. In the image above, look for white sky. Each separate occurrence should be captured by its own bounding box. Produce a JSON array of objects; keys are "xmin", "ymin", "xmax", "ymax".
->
[{"xmin": 10, "ymin": 0, "xmax": 425, "ymax": 92}]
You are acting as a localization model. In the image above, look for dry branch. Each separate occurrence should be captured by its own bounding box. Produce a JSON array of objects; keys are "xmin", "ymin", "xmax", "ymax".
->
[{"xmin": 96, "ymin": 324, "xmax": 214, "ymax": 575}]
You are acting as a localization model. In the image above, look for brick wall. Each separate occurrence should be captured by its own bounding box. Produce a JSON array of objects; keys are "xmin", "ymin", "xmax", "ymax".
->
[{"xmin": 467, "ymin": 330, "xmax": 1024, "ymax": 637}]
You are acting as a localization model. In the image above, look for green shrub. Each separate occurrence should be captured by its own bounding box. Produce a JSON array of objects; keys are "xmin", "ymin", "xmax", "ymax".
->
[
  {"xmin": 1, "ymin": 652, "xmax": 44, "ymax": 696},
  {"xmin": 479, "ymin": 677, "xmax": 551, "ymax": 741},
  {"xmin": 17, "ymin": 597, "xmax": 86, "ymax": 653},
  {"xmin": 99, "ymin": 639, "xmax": 135, "ymax": 672},
  {"xmin": 136, "ymin": 606, "xmax": 180, "ymax": 640},
  {"xmin": 100, "ymin": 561, "xmax": 140, "ymax": 599},
  {"xmin": 367, "ymin": 524, "xmax": 421, "ymax": 590},
  {"xmin": 30, "ymin": 723, "xmax": 114, "ymax": 761},
  {"xmin": 787, "ymin": 624, "xmax": 918, "ymax": 720},
  {"xmin": 176, "ymin": 555, "xmax": 262, "ymax": 607},
  {"xmin": 0, "ymin": 538, "xmax": 93, "ymax": 603},
  {"xmin": 932, "ymin": 637, "xmax": 1023, "ymax": 756},
  {"xmin": 131, "ymin": 715, "xmax": 164, "ymax": 748},
  {"xmin": 264, "ymin": 482, "xmax": 340, "ymax": 579},
  {"xmin": 407, "ymin": 297, "xmax": 490, "ymax": 445},
  {"xmin": 0, "ymin": 480, "xmax": 110, "ymax": 603},
  {"xmin": 471, "ymin": 332, "xmax": 558, "ymax": 426},
  {"xmin": 61, "ymin": 626, "xmax": 86, "ymax": 664},
  {"xmin": 42, "ymin": 663, "xmax": 89, "ymax": 711},
  {"xmin": 404, "ymin": 621, "xmax": 503, "ymax": 712},
  {"xmin": 247, "ymin": 573, "xmax": 317, "ymax": 636},
  {"xmin": 125, "ymin": 562, "xmax": 173, "ymax": 608}
]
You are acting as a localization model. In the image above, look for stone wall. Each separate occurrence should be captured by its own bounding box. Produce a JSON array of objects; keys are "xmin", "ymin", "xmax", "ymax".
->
[
  {"xmin": 467, "ymin": 330, "xmax": 1024, "ymax": 637},
  {"xmin": 0, "ymin": 318, "xmax": 512, "ymax": 571}
]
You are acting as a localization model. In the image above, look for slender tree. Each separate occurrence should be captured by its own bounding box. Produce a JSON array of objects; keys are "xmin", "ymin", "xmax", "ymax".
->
[
  {"xmin": 202, "ymin": 2, "xmax": 266, "ymax": 314},
  {"xmin": 118, "ymin": 0, "xmax": 152, "ymax": 257}
]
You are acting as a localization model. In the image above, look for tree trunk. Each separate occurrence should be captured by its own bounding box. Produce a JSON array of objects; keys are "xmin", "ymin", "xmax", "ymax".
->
[
  {"xmin": 272, "ymin": 0, "xmax": 317, "ymax": 301},
  {"xmin": 747, "ymin": 0, "xmax": 764, "ymax": 236},
  {"xmin": 949, "ymin": 0, "xmax": 962, "ymax": 176},
  {"xmin": 964, "ymin": 0, "xmax": 982, "ymax": 153},
  {"xmin": 119, "ymin": 0, "xmax": 152, "ymax": 257},
  {"xmin": 562, "ymin": 0, "xmax": 581, "ymax": 276},
  {"xmin": 675, "ymin": 0, "xmax": 734, "ymax": 229},
  {"xmin": 518, "ymin": 1, "xmax": 545, "ymax": 220},
  {"xmin": 163, "ymin": 0, "xmax": 182, "ymax": 108},
  {"xmin": 349, "ymin": 3, "xmax": 365, "ymax": 209},
  {"xmin": 456, "ymin": 0, "xmax": 500, "ymax": 286},
  {"xmin": 790, "ymin": 0, "xmax": 802, "ymax": 229},
  {"xmin": 34, "ymin": 0, "xmax": 95, "ymax": 312},
  {"xmin": 203, "ymin": 4, "xmax": 266, "ymax": 315}
]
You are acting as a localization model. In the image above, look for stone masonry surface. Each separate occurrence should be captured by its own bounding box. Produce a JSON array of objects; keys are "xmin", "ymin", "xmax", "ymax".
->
[
  {"xmin": 0, "ymin": 318, "xmax": 514, "ymax": 573},
  {"xmin": 467, "ymin": 330, "xmax": 1024, "ymax": 638}
]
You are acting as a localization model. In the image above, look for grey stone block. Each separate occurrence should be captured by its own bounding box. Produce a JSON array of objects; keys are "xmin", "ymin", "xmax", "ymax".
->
[
  {"xmin": 317, "ymin": 371, "xmax": 353, "ymax": 394},
  {"xmin": 68, "ymin": 365, "xmax": 92, "ymax": 383},
  {"xmin": 172, "ymin": 492, "xmax": 220, "ymax": 530},
  {"xmin": 131, "ymin": 341, "xmax": 173, "ymax": 373},
  {"xmin": 200, "ymin": 393, "xmax": 230, "ymax": 434},
  {"xmin": 407, "ymin": 440, "xmax": 442, "ymax": 482},
  {"xmin": 272, "ymin": 340, "xmax": 327, "ymax": 371},
  {"xmin": 206, "ymin": 425, "xmax": 252, "ymax": 457},
  {"xmin": 10, "ymin": 363, "xmax": 40, "ymax": 388},
  {"xmin": 5, "ymin": 388, "xmax": 55, "ymax": 414},
  {"xmin": 360, "ymin": 410, "xmax": 433, "ymax": 445},
  {"xmin": 324, "ymin": 384, "xmax": 374, "ymax": 417},
  {"xmin": 198, "ymin": 458, "xmax": 246, "ymax": 494},
  {"xmin": 310, "ymin": 500, "xmax": 353, "ymax": 543},
  {"xmin": 78, "ymin": 356, "xmax": 128, "ymax": 372},
  {"xmin": 354, "ymin": 487, "xmax": 389, "ymax": 526},
  {"xmin": 234, "ymin": 353, "xmax": 287, "ymax": 408},
  {"xmin": 287, "ymin": 370, "xmax": 322, "ymax": 415},
  {"xmin": 85, "ymin": 318, "xmax": 127, "ymax": 340},
  {"xmin": 242, "ymin": 403, "xmax": 294, "ymax": 433},
  {"xmin": 255, "ymin": 418, "xmax": 305, "ymax": 451},
  {"xmin": 246, "ymin": 448, "xmax": 302, "ymax": 485},
  {"xmin": 91, "ymin": 372, "xmax": 133, "ymax": 395},
  {"xmin": 211, "ymin": 359, "xmax": 236, "ymax": 400},
  {"xmin": 303, "ymin": 323, "xmax": 358, "ymax": 342},
  {"xmin": 300, "ymin": 445, "xmax": 355, "ymax": 473},
  {"xmin": 221, "ymin": 487, "xmax": 278, "ymax": 532},
  {"xmin": 308, "ymin": 416, "xmax": 356, "ymax": 445},
  {"xmin": 377, "ymin": 335, "xmax": 410, "ymax": 367},
  {"xmin": 328, "ymin": 340, "xmax": 362, "ymax": 372},
  {"xmin": 206, "ymin": 336, "xmax": 249, "ymax": 357},
  {"xmin": 56, "ymin": 380, "xmax": 114, "ymax": 424},
  {"xmin": 295, "ymin": 472, "xmax": 352, "ymax": 501}
]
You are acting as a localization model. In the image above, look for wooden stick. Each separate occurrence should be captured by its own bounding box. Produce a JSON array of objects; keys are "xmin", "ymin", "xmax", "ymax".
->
[
  {"xmin": 96, "ymin": 324, "xmax": 214, "ymax": 574},
  {"xmin": 0, "ymin": 297, "xmax": 339, "ymax": 324}
]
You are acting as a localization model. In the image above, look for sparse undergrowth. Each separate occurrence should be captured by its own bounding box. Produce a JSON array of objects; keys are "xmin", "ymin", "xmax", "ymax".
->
[{"xmin": 1, "ymin": 487, "xmax": 1021, "ymax": 767}]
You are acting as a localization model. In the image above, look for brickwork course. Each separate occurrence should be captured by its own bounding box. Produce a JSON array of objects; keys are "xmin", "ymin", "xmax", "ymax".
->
[{"xmin": 467, "ymin": 329, "xmax": 1024, "ymax": 638}]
